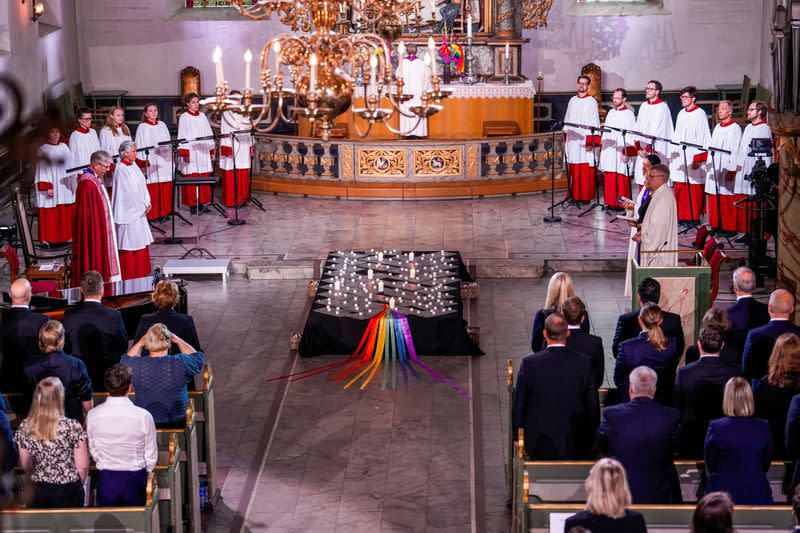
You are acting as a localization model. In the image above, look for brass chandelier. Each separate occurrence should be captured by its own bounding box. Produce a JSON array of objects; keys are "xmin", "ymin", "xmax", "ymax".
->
[{"xmin": 200, "ymin": 0, "xmax": 451, "ymax": 140}]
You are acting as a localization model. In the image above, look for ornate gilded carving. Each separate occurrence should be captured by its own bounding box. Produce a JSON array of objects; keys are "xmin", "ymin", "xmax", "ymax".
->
[
  {"xmin": 522, "ymin": 0, "xmax": 554, "ymax": 30},
  {"xmin": 581, "ymin": 63, "xmax": 604, "ymax": 119},
  {"xmin": 466, "ymin": 145, "xmax": 479, "ymax": 178},
  {"xmin": 341, "ymin": 144, "xmax": 354, "ymax": 180},
  {"xmin": 413, "ymin": 148, "xmax": 462, "ymax": 176},
  {"xmin": 358, "ymin": 148, "xmax": 406, "ymax": 177},
  {"xmin": 180, "ymin": 66, "xmax": 201, "ymax": 97}
]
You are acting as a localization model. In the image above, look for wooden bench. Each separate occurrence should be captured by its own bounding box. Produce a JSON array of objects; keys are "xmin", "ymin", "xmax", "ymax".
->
[
  {"xmin": 483, "ymin": 120, "xmax": 520, "ymax": 137},
  {"xmin": 189, "ymin": 363, "xmax": 218, "ymax": 505},
  {"xmin": 154, "ymin": 433, "xmax": 183, "ymax": 533}
]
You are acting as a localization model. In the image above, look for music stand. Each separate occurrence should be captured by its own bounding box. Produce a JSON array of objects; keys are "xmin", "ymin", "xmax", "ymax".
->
[
  {"xmin": 675, "ymin": 139, "xmax": 706, "ymax": 235},
  {"xmin": 192, "ymin": 133, "xmax": 230, "ymax": 219},
  {"xmin": 225, "ymin": 128, "xmax": 255, "ymax": 226},
  {"xmin": 707, "ymin": 144, "xmax": 734, "ymax": 245},
  {"xmin": 544, "ymin": 121, "xmax": 563, "ymax": 223},
  {"xmin": 601, "ymin": 124, "xmax": 639, "ymax": 211},
  {"xmin": 177, "ymin": 174, "xmax": 220, "ymax": 259},
  {"xmin": 577, "ymin": 124, "xmax": 607, "ymax": 218},
  {"xmin": 153, "ymin": 138, "xmax": 193, "ymax": 245},
  {"xmin": 138, "ymin": 144, "xmax": 166, "ymax": 236}
]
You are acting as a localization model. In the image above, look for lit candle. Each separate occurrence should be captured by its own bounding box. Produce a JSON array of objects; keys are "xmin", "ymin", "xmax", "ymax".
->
[
  {"xmin": 378, "ymin": 280, "xmax": 384, "ymax": 292},
  {"xmin": 397, "ymin": 41, "xmax": 406, "ymax": 79},
  {"xmin": 369, "ymin": 53, "xmax": 378, "ymax": 82},
  {"xmin": 272, "ymin": 41, "xmax": 282, "ymax": 80},
  {"xmin": 377, "ymin": 251, "xmax": 384, "ymax": 262},
  {"xmin": 427, "ymin": 37, "xmax": 437, "ymax": 76},
  {"xmin": 389, "ymin": 297, "xmax": 396, "ymax": 310},
  {"xmin": 410, "ymin": 268, "xmax": 416, "ymax": 279},
  {"xmin": 212, "ymin": 45, "xmax": 224, "ymax": 86},
  {"xmin": 309, "ymin": 53, "xmax": 318, "ymax": 92},
  {"xmin": 367, "ymin": 268, "xmax": 374, "ymax": 279},
  {"xmin": 409, "ymin": 251, "xmax": 415, "ymax": 261},
  {"xmin": 467, "ymin": 15, "xmax": 472, "ymax": 38},
  {"xmin": 243, "ymin": 49, "xmax": 253, "ymax": 91},
  {"xmin": 537, "ymin": 70, "xmax": 543, "ymax": 78},
  {"xmin": 340, "ymin": 2, "xmax": 346, "ymax": 13},
  {"xmin": 334, "ymin": 280, "xmax": 340, "ymax": 291},
  {"xmin": 505, "ymin": 42, "xmax": 510, "ymax": 60}
]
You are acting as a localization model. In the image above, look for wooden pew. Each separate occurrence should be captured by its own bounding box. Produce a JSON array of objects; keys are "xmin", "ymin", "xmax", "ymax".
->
[
  {"xmin": 188, "ymin": 363, "xmax": 218, "ymax": 506},
  {"xmin": 1, "ymin": 473, "xmax": 160, "ymax": 533},
  {"xmin": 154, "ymin": 433, "xmax": 183, "ymax": 533}
]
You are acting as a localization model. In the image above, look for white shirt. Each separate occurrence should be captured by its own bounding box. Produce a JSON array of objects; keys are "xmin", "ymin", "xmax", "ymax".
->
[
  {"xmin": 87, "ymin": 395, "xmax": 158, "ymax": 472},
  {"xmin": 219, "ymin": 111, "xmax": 254, "ymax": 170},
  {"xmin": 68, "ymin": 128, "xmax": 101, "ymax": 170},
  {"xmin": 99, "ymin": 126, "xmax": 132, "ymax": 159}
]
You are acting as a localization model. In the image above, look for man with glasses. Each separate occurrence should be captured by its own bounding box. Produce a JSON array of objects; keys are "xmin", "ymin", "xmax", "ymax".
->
[
  {"xmin": 71, "ymin": 150, "xmax": 121, "ymax": 286},
  {"xmin": 563, "ymin": 75, "xmax": 600, "ymax": 203},
  {"xmin": 669, "ymin": 86, "xmax": 711, "ymax": 225},
  {"xmin": 68, "ymin": 107, "xmax": 101, "ymax": 175},
  {"xmin": 733, "ymin": 100, "xmax": 772, "ymax": 235},
  {"xmin": 633, "ymin": 80, "xmax": 674, "ymax": 191}
]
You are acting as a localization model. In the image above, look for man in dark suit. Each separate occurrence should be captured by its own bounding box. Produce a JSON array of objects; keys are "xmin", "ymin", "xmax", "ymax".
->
[
  {"xmin": 512, "ymin": 313, "xmax": 599, "ymax": 459},
  {"xmin": 784, "ymin": 393, "xmax": 800, "ymax": 491},
  {"xmin": 63, "ymin": 270, "xmax": 128, "ymax": 392},
  {"xmin": 598, "ymin": 365, "xmax": 681, "ymax": 503},
  {"xmin": 675, "ymin": 325, "xmax": 741, "ymax": 458},
  {"xmin": 742, "ymin": 288, "xmax": 800, "ymax": 383},
  {"xmin": 561, "ymin": 296, "xmax": 605, "ymax": 388},
  {"xmin": 726, "ymin": 267, "xmax": 770, "ymax": 361},
  {"xmin": 0, "ymin": 279, "xmax": 48, "ymax": 394},
  {"xmin": 612, "ymin": 277, "xmax": 685, "ymax": 359}
]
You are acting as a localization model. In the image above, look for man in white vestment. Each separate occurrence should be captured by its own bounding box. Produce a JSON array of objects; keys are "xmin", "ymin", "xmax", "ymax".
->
[
  {"xmin": 397, "ymin": 44, "xmax": 432, "ymax": 139},
  {"xmin": 69, "ymin": 107, "xmax": 101, "ymax": 173},
  {"xmin": 705, "ymin": 100, "xmax": 741, "ymax": 233},
  {"xmin": 134, "ymin": 103, "xmax": 173, "ymax": 220},
  {"xmin": 220, "ymin": 104, "xmax": 255, "ymax": 207},
  {"xmin": 35, "ymin": 128, "xmax": 75, "ymax": 244},
  {"xmin": 563, "ymin": 75, "xmax": 600, "ymax": 202},
  {"xmin": 177, "ymin": 93, "xmax": 215, "ymax": 212},
  {"xmin": 633, "ymin": 80, "xmax": 674, "ymax": 187},
  {"xmin": 632, "ymin": 164, "xmax": 678, "ymax": 267},
  {"xmin": 733, "ymin": 100, "xmax": 772, "ymax": 235},
  {"xmin": 669, "ymin": 86, "xmax": 711, "ymax": 223},
  {"xmin": 599, "ymin": 88, "xmax": 636, "ymax": 209},
  {"xmin": 112, "ymin": 141, "xmax": 153, "ymax": 281}
]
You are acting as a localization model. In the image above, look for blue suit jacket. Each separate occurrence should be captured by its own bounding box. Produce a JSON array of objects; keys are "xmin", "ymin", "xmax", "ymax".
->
[
  {"xmin": 597, "ymin": 397, "xmax": 681, "ymax": 503},
  {"xmin": 742, "ymin": 320, "xmax": 800, "ymax": 382},
  {"xmin": 530, "ymin": 308, "xmax": 590, "ymax": 352},
  {"xmin": 784, "ymin": 393, "xmax": 800, "ymax": 488},
  {"xmin": 705, "ymin": 416, "xmax": 773, "ymax": 504},
  {"xmin": 614, "ymin": 333, "xmax": 678, "ymax": 405},
  {"xmin": 726, "ymin": 296, "xmax": 770, "ymax": 355}
]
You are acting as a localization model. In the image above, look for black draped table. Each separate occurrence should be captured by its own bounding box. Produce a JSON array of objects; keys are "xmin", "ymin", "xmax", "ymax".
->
[{"xmin": 299, "ymin": 251, "xmax": 482, "ymax": 357}]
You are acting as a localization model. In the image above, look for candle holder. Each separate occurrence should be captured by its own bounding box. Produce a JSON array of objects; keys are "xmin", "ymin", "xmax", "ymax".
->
[
  {"xmin": 502, "ymin": 55, "xmax": 512, "ymax": 85},
  {"xmin": 462, "ymin": 35, "xmax": 479, "ymax": 85}
]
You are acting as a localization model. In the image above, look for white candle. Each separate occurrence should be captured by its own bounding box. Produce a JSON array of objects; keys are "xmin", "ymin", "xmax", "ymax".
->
[
  {"xmin": 309, "ymin": 53, "xmax": 318, "ymax": 92},
  {"xmin": 334, "ymin": 280, "xmax": 340, "ymax": 291},
  {"xmin": 505, "ymin": 42, "xmax": 510, "ymax": 59},
  {"xmin": 369, "ymin": 53, "xmax": 377, "ymax": 82},
  {"xmin": 377, "ymin": 251, "xmax": 384, "ymax": 262},
  {"xmin": 467, "ymin": 15, "xmax": 472, "ymax": 38},
  {"xmin": 537, "ymin": 70, "xmax": 543, "ymax": 78},
  {"xmin": 378, "ymin": 280, "xmax": 384, "ymax": 292},
  {"xmin": 212, "ymin": 45, "xmax": 224, "ymax": 86},
  {"xmin": 397, "ymin": 41, "xmax": 406, "ymax": 79},
  {"xmin": 367, "ymin": 268, "xmax": 374, "ymax": 279},
  {"xmin": 410, "ymin": 268, "xmax": 416, "ymax": 279},
  {"xmin": 409, "ymin": 251, "xmax": 415, "ymax": 261},
  {"xmin": 389, "ymin": 297, "xmax": 396, "ymax": 310},
  {"xmin": 243, "ymin": 49, "xmax": 253, "ymax": 91}
]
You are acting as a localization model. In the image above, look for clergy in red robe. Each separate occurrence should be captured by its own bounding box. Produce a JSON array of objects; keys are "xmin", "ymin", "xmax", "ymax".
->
[
  {"xmin": 563, "ymin": 75, "xmax": 600, "ymax": 202},
  {"xmin": 177, "ymin": 93, "xmax": 215, "ymax": 211},
  {"xmin": 219, "ymin": 107, "xmax": 254, "ymax": 207},
  {"xmin": 35, "ymin": 128, "xmax": 75, "ymax": 244},
  {"xmin": 71, "ymin": 151, "xmax": 121, "ymax": 286},
  {"xmin": 112, "ymin": 141, "xmax": 153, "ymax": 280},
  {"xmin": 669, "ymin": 86, "xmax": 711, "ymax": 223},
  {"xmin": 134, "ymin": 103, "xmax": 173, "ymax": 219}
]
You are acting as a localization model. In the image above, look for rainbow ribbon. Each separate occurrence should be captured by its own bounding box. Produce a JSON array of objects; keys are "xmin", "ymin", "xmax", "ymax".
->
[{"xmin": 269, "ymin": 305, "xmax": 470, "ymax": 399}]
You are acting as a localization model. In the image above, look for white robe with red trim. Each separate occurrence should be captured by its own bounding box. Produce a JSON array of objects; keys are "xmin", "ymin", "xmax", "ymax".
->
[
  {"xmin": 734, "ymin": 122, "xmax": 773, "ymax": 196},
  {"xmin": 219, "ymin": 111, "xmax": 254, "ymax": 170},
  {"xmin": 99, "ymin": 126, "xmax": 132, "ymax": 159},
  {"xmin": 68, "ymin": 127, "xmax": 101, "ymax": 169},
  {"xmin": 633, "ymin": 99, "xmax": 674, "ymax": 185},
  {"xmin": 134, "ymin": 120, "xmax": 173, "ymax": 183},
  {"xmin": 177, "ymin": 111, "xmax": 215, "ymax": 175},
  {"xmin": 35, "ymin": 142, "xmax": 75, "ymax": 208},
  {"xmin": 705, "ymin": 121, "xmax": 742, "ymax": 195},
  {"xmin": 111, "ymin": 161, "xmax": 153, "ymax": 251},
  {"xmin": 563, "ymin": 95, "xmax": 600, "ymax": 165},
  {"xmin": 669, "ymin": 106, "xmax": 711, "ymax": 185},
  {"xmin": 599, "ymin": 105, "xmax": 636, "ymax": 175}
]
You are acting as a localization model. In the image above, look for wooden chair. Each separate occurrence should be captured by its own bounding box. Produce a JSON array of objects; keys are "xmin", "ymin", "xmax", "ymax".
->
[
  {"xmin": 10, "ymin": 186, "xmax": 71, "ymax": 270},
  {"xmin": 483, "ymin": 121, "xmax": 520, "ymax": 137},
  {"xmin": 0, "ymin": 244, "xmax": 61, "ymax": 292}
]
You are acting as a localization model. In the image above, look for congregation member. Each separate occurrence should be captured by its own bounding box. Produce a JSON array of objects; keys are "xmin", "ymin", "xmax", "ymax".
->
[
  {"xmin": 35, "ymin": 127, "xmax": 75, "ymax": 244},
  {"xmin": 397, "ymin": 43, "xmax": 432, "ymax": 139},
  {"xmin": 733, "ymin": 100, "xmax": 772, "ymax": 235},
  {"xmin": 63, "ymin": 270, "xmax": 128, "ymax": 390},
  {"xmin": 563, "ymin": 458, "xmax": 647, "ymax": 533},
  {"xmin": 614, "ymin": 304, "xmax": 679, "ymax": 405},
  {"xmin": 563, "ymin": 75, "xmax": 600, "ymax": 203},
  {"xmin": 177, "ymin": 92, "xmax": 215, "ymax": 212},
  {"xmin": 669, "ymin": 86, "xmax": 711, "ymax": 224},
  {"xmin": 71, "ymin": 150, "xmax": 121, "ymax": 285},
  {"xmin": 726, "ymin": 266, "xmax": 770, "ymax": 358},
  {"xmin": 0, "ymin": 279, "xmax": 48, "ymax": 395},
  {"xmin": 630, "ymin": 164, "xmax": 678, "ymax": 267},
  {"xmin": 705, "ymin": 100, "xmax": 742, "ymax": 232},
  {"xmin": 704, "ymin": 377, "xmax": 773, "ymax": 504},
  {"xmin": 691, "ymin": 492, "xmax": 735, "ymax": 533},
  {"xmin": 753, "ymin": 333, "xmax": 800, "ymax": 460},
  {"xmin": 632, "ymin": 80, "xmax": 673, "ymax": 188},
  {"xmin": 513, "ymin": 313, "xmax": 598, "ymax": 459},
  {"xmin": 742, "ymin": 288, "xmax": 800, "ymax": 383},
  {"xmin": 683, "ymin": 307, "xmax": 739, "ymax": 366},
  {"xmin": 793, "ymin": 487, "xmax": 800, "ymax": 533},
  {"xmin": 112, "ymin": 141, "xmax": 153, "ymax": 280},
  {"xmin": 68, "ymin": 107, "xmax": 101, "ymax": 172},
  {"xmin": 87, "ymin": 364, "xmax": 158, "ymax": 506},
  {"xmin": 674, "ymin": 325, "xmax": 742, "ymax": 458},
  {"xmin": 784, "ymin": 391, "xmax": 800, "ymax": 490},
  {"xmin": 530, "ymin": 271, "xmax": 590, "ymax": 352},
  {"xmin": 134, "ymin": 103, "xmax": 173, "ymax": 220},
  {"xmin": 597, "ymin": 366, "xmax": 681, "ymax": 504},
  {"xmin": 0, "ymin": 394, "xmax": 16, "ymax": 472},
  {"xmin": 24, "ymin": 321, "xmax": 94, "ymax": 423},
  {"xmin": 134, "ymin": 280, "xmax": 201, "ymax": 355},
  {"xmin": 220, "ymin": 99, "xmax": 255, "ymax": 207},
  {"xmin": 599, "ymin": 87, "xmax": 636, "ymax": 210},
  {"xmin": 561, "ymin": 296, "xmax": 604, "ymax": 389},
  {"xmin": 623, "ymin": 154, "xmax": 661, "ymax": 296},
  {"xmin": 122, "ymin": 324, "xmax": 204, "ymax": 427},
  {"xmin": 612, "ymin": 277, "xmax": 684, "ymax": 359},
  {"xmin": 15, "ymin": 377, "xmax": 89, "ymax": 508},
  {"xmin": 98, "ymin": 106, "xmax": 132, "ymax": 176}
]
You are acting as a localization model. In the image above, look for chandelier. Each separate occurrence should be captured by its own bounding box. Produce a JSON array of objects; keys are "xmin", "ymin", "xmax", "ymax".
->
[{"xmin": 200, "ymin": 0, "xmax": 450, "ymax": 140}]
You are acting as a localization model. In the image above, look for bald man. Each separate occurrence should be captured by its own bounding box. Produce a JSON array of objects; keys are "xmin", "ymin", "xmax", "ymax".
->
[
  {"xmin": 0, "ymin": 279, "xmax": 48, "ymax": 396},
  {"xmin": 742, "ymin": 289, "xmax": 800, "ymax": 382}
]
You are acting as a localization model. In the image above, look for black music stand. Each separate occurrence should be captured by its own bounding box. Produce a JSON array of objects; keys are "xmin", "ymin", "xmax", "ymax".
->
[
  {"xmin": 192, "ymin": 133, "xmax": 230, "ymax": 219},
  {"xmin": 153, "ymin": 138, "xmax": 192, "ymax": 245},
  {"xmin": 707, "ymin": 144, "xmax": 734, "ymax": 245},
  {"xmin": 577, "ymin": 125, "xmax": 607, "ymax": 218},
  {"xmin": 177, "ymin": 174, "xmax": 220, "ymax": 259},
  {"xmin": 544, "ymin": 121, "xmax": 563, "ymax": 223},
  {"xmin": 139, "ymin": 145, "xmax": 166, "ymax": 236},
  {"xmin": 224, "ymin": 128, "xmax": 256, "ymax": 226},
  {"xmin": 676, "ymin": 139, "xmax": 705, "ymax": 235}
]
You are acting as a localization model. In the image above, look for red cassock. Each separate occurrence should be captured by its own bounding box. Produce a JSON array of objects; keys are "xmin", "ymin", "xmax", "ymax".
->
[
  {"xmin": 71, "ymin": 173, "xmax": 121, "ymax": 286},
  {"xmin": 673, "ymin": 182, "xmax": 705, "ymax": 221}
]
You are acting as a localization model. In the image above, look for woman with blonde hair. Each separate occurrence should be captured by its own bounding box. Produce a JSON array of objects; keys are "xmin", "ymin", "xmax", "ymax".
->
[
  {"xmin": 133, "ymin": 103, "xmax": 173, "ymax": 219},
  {"xmin": 133, "ymin": 280, "xmax": 201, "ymax": 355},
  {"xmin": 705, "ymin": 377, "xmax": 773, "ymax": 504},
  {"xmin": 98, "ymin": 106, "xmax": 132, "ymax": 160},
  {"xmin": 754, "ymin": 332, "xmax": 800, "ymax": 459},
  {"xmin": 530, "ymin": 272, "xmax": 590, "ymax": 351},
  {"xmin": 564, "ymin": 458, "xmax": 647, "ymax": 532},
  {"xmin": 14, "ymin": 377, "xmax": 89, "ymax": 508},
  {"xmin": 614, "ymin": 304, "xmax": 679, "ymax": 404}
]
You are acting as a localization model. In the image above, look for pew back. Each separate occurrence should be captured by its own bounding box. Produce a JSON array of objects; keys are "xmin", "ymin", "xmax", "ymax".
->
[{"xmin": 154, "ymin": 433, "xmax": 183, "ymax": 532}]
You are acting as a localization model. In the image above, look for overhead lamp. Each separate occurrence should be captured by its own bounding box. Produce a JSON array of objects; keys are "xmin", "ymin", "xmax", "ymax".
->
[{"xmin": 23, "ymin": 0, "xmax": 45, "ymax": 22}]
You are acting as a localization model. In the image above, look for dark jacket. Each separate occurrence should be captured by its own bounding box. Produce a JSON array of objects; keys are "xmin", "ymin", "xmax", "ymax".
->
[
  {"xmin": 512, "ymin": 345, "xmax": 599, "ymax": 459},
  {"xmin": 612, "ymin": 308, "xmax": 684, "ymax": 360},
  {"xmin": 565, "ymin": 327, "xmax": 605, "ymax": 389},
  {"xmin": 0, "ymin": 307, "xmax": 48, "ymax": 392},
  {"xmin": 614, "ymin": 332, "xmax": 679, "ymax": 405},
  {"xmin": 23, "ymin": 350, "xmax": 93, "ymax": 423},
  {"xmin": 63, "ymin": 301, "xmax": 128, "ymax": 391},
  {"xmin": 784, "ymin": 393, "xmax": 800, "ymax": 489},
  {"xmin": 674, "ymin": 356, "xmax": 742, "ymax": 458},
  {"xmin": 683, "ymin": 337, "xmax": 740, "ymax": 367},
  {"xmin": 705, "ymin": 416, "xmax": 773, "ymax": 504},
  {"xmin": 753, "ymin": 377, "xmax": 800, "ymax": 460},
  {"xmin": 530, "ymin": 308, "xmax": 590, "ymax": 352},
  {"xmin": 597, "ymin": 397, "xmax": 681, "ymax": 504},
  {"xmin": 134, "ymin": 309, "xmax": 202, "ymax": 355},
  {"xmin": 564, "ymin": 510, "xmax": 647, "ymax": 533},
  {"xmin": 742, "ymin": 320, "xmax": 800, "ymax": 382},
  {"xmin": 726, "ymin": 296, "xmax": 770, "ymax": 357}
]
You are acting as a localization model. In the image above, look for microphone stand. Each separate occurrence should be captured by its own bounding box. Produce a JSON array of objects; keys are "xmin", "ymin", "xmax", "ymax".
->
[
  {"xmin": 544, "ymin": 121, "xmax": 563, "ymax": 223},
  {"xmin": 559, "ymin": 121, "xmax": 579, "ymax": 210},
  {"xmin": 706, "ymin": 144, "xmax": 733, "ymax": 245},
  {"xmin": 137, "ymin": 145, "xmax": 166, "ymax": 236},
  {"xmin": 602, "ymin": 125, "xmax": 640, "ymax": 210},
  {"xmin": 241, "ymin": 128, "xmax": 264, "ymax": 212},
  {"xmin": 227, "ymin": 128, "xmax": 245, "ymax": 226},
  {"xmin": 155, "ymin": 137, "xmax": 192, "ymax": 245},
  {"xmin": 562, "ymin": 122, "xmax": 604, "ymax": 218},
  {"xmin": 193, "ymin": 133, "xmax": 229, "ymax": 218}
]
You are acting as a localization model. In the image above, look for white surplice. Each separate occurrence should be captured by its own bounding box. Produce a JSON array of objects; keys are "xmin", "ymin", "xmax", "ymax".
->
[
  {"xmin": 397, "ymin": 57, "xmax": 432, "ymax": 137},
  {"xmin": 669, "ymin": 106, "xmax": 711, "ymax": 185},
  {"xmin": 639, "ymin": 183, "xmax": 678, "ymax": 267},
  {"xmin": 111, "ymin": 161, "xmax": 153, "ymax": 251},
  {"xmin": 563, "ymin": 95, "xmax": 600, "ymax": 165},
  {"xmin": 219, "ymin": 111, "xmax": 254, "ymax": 170},
  {"xmin": 68, "ymin": 127, "xmax": 101, "ymax": 169},
  {"xmin": 632, "ymin": 99, "xmax": 674, "ymax": 185},
  {"xmin": 99, "ymin": 126, "xmax": 132, "ymax": 158},
  {"xmin": 734, "ymin": 122, "xmax": 773, "ymax": 196},
  {"xmin": 599, "ymin": 105, "xmax": 636, "ymax": 175},
  {"xmin": 705, "ymin": 121, "xmax": 742, "ymax": 195},
  {"xmin": 35, "ymin": 142, "xmax": 75, "ymax": 208},
  {"xmin": 177, "ymin": 111, "xmax": 215, "ymax": 175},
  {"xmin": 134, "ymin": 120, "xmax": 173, "ymax": 183}
]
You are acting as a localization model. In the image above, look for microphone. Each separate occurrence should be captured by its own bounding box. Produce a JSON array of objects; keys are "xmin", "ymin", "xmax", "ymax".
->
[
  {"xmin": 647, "ymin": 241, "xmax": 670, "ymax": 266},
  {"xmin": 549, "ymin": 120, "xmax": 563, "ymax": 132}
]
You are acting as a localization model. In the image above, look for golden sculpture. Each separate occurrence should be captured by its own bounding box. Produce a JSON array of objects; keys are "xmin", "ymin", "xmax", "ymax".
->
[
  {"xmin": 581, "ymin": 63, "xmax": 605, "ymax": 120},
  {"xmin": 413, "ymin": 148, "xmax": 462, "ymax": 176},
  {"xmin": 180, "ymin": 66, "xmax": 201, "ymax": 97},
  {"xmin": 358, "ymin": 148, "xmax": 406, "ymax": 177},
  {"xmin": 522, "ymin": 0, "xmax": 554, "ymax": 29}
]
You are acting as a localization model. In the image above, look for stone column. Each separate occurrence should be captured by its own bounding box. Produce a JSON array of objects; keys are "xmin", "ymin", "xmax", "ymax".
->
[{"xmin": 774, "ymin": 113, "xmax": 800, "ymax": 323}]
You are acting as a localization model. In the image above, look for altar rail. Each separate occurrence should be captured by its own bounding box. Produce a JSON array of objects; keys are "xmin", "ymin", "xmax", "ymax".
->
[{"xmin": 253, "ymin": 132, "xmax": 567, "ymax": 199}]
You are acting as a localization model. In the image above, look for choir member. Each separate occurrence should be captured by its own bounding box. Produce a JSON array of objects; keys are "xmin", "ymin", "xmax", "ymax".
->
[
  {"xmin": 112, "ymin": 141, "xmax": 153, "ymax": 280},
  {"xmin": 177, "ymin": 93, "xmax": 215, "ymax": 213},
  {"xmin": 563, "ymin": 75, "xmax": 600, "ymax": 202},
  {"xmin": 98, "ymin": 106, "xmax": 132, "ymax": 182},
  {"xmin": 633, "ymin": 80, "xmax": 674, "ymax": 187},
  {"xmin": 669, "ymin": 86, "xmax": 711, "ymax": 223},
  {"xmin": 35, "ymin": 128, "xmax": 75, "ymax": 244},
  {"xmin": 599, "ymin": 88, "xmax": 636, "ymax": 209},
  {"xmin": 134, "ymin": 103, "xmax": 173, "ymax": 220},
  {"xmin": 68, "ymin": 107, "xmax": 100, "ymax": 172},
  {"xmin": 397, "ymin": 43, "xmax": 432, "ymax": 139},
  {"xmin": 705, "ymin": 101, "xmax": 742, "ymax": 233},
  {"xmin": 733, "ymin": 100, "xmax": 772, "ymax": 235},
  {"xmin": 219, "ymin": 100, "xmax": 254, "ymax": 207}
]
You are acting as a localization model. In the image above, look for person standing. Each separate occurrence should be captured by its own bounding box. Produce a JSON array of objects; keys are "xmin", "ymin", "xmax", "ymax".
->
[
  {"xmin": 71, "ymin": 150, "xmax": 121, "ymax": 285},
  {"xmin": 112, "ymin": 141, "xmax": 153, "ymax": 280},
  {"xmin": 397, "ymin": 43, "xmax": 432, "ymax": 139},
  {"xmin": 705, "ymin": 100, "xmax": 742, "ymax": 233},
  {"xmin": 68, "ymin": 107, "xmax": 101, "ymax": 173},
  {"xmin": 599, "ymin": 88, "xmax": 636, "ymax": 210},
  {"xmin": 563, "ymin": 75, "xmax": 600, "ymax": 203},
  {"xmin": 726, "ymin": 266, "xmax": 770, "ymax": 358},
  {"xmin": 622, "ymin": 154, "xmax": 660, "ymax": 296},
  {"xmin": 631, "ymin": 164, "xmax": 678, "ymax": 267},
  {"xmin": 733, "ymin": 100, "xmax": 772, "ymax": 235},
  {"xmin": 742, "ymin": 289, "xmax": 800, "ymax": 383},
  {"xmin": 219, "ymin": 103, "xmax": 254, "ymax": 207},
  {"xmin": 669, "ymin": 86, "xmax": 711, "ymax": 224},
  {"xmin": 35, "ymin": 127, "xmax": 75, "ymax": 244},
  {"xmin": 98, "ymin": 106, "xmax": 132, "ymax": 187},
  {"xmin": 177, "ymin": 93, "xmax": 215, "ymax": 213},
  {"xmin": 632, "ymin": 80, "xmax": 674, "ymax": 187},
  {"xmin": 134, "ymin": 103, "xmax": 173, "ymax": 220}
]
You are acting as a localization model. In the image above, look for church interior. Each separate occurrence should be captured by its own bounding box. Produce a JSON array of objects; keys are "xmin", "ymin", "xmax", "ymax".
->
[{"xmin": 1, "ymin": 0, "xmax": 800, "ymax": 531}]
